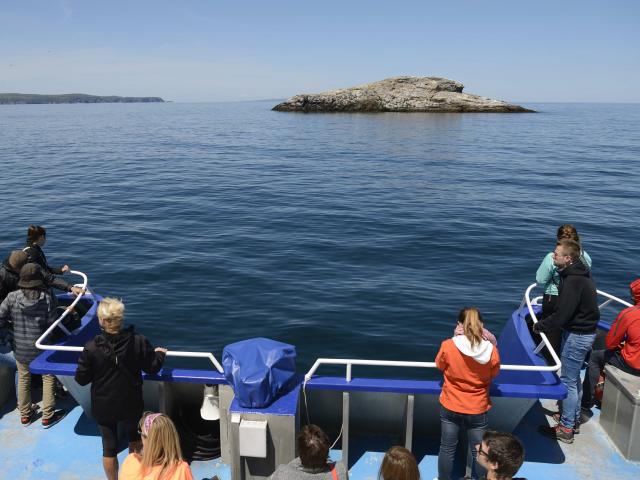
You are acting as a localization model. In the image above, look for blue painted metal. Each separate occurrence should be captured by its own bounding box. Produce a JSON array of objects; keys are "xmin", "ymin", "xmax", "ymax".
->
[{"xmin": 230, "ymin": 382, "xmax": 301, "ymax": 416}]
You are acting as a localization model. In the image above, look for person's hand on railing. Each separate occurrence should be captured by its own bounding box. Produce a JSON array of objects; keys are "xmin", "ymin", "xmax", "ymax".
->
[
  {"xmin": 155, "ymin": 347, "xmax": 168, "ymax": 354},
  {"xmin": 61, "ymin": 264, "xmax": 70, "ymax": 273},
  {"xmin": 532, "ymin": 322, "xmax": 541, "ymax": 335},
  {"xmin": 70, "ymin": 286, "xmax": 85, "ymax": 296}
]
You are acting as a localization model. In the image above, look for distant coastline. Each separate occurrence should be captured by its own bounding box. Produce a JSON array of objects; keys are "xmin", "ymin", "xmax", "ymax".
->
[{"xmin": 0, "ymin": 93, "xmax": 164, "ymax": 105}]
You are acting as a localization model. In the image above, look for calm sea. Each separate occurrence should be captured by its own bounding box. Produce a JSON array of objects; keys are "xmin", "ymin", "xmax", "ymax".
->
[{"xmin": 1, "ymin": 102, "xmax": 639, "ymax": 374}]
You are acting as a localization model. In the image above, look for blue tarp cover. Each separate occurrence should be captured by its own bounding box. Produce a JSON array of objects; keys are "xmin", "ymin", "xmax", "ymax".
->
[{"xmin": 222, "ymin": 337, "xmax": 297, "ymax": 408}]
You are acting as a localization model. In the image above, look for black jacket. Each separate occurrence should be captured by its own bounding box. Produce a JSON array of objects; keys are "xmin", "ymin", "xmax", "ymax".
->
[
  {"xmin": 0, "ymin": 258, "xmax": 21, "ymax": 304},
  {"xmin": 539, "ymin": 259, "xmax": 600, "ymax": 334},
  {"xmin": 75, "ymin": 326, "xmax": 166, "ymax": 424},
  {"xmin": 23, "ymin": 244, "xmax": 72, "ymax": 292}
]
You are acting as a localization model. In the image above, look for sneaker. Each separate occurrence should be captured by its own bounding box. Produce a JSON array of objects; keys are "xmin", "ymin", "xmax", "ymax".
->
[
  {"xmin": 552, "ymin": 412, "xmax": 580, "ymax": 434},
  {"xmin": 20, "ymin": 404, "xmax": 39, "ymax": 426},
  {"xmin": 539, "ymin": 423, "xmax": 574, "ymax": 444},
  {"xmin": 42, "ymin": 409, "xmax": 67, "ymax": 429}
]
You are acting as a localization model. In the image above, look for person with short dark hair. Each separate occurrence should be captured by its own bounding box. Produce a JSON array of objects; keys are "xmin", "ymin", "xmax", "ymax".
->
[
  {"xmin": 23, "ymin": 225, "xmax": 82, "ymax": 296},
  {"xmin": 379, "ymin": 446, "xmax": 420, "ymax": 480},
  {"xmin": 0, "ymin": 251, "xmax": 30, "ymax": 372},
  {"xmin": 535, "ymin": 225, "xmax": 592, "ymax": 361},
  {"xmin": 0, "ymin": 263, "xmax": 67, "ymax": 427},
  {"xmin": 534, "ymin": 239, "xmax": 599, "ymax": 443},
  {"xmin": 270, "ymin": 424, "xmax": 348, "ymax": 479},
  {"xmin": 476, "ymin": 431, "xmax": 525, "ymax": 480},
  {"xmin": 75, "ymin": 297, "xmax": 167, "ymax": 480}
]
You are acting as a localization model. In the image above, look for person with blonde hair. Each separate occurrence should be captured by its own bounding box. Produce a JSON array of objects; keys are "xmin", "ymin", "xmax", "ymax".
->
[
  {"xmin": 435, "ymin": 307, "xmax": 500, "ymax": 480},
  {"xmin": 378, "ymin": 446, "xmax": 420, "ymax": 480},
  {"xmin": 75, "ymin": 298, "xmax": 167, "ymax": 480},
  {"xmin": 120, "ymin": 412, "xmax": 194, "ymax": 480}
]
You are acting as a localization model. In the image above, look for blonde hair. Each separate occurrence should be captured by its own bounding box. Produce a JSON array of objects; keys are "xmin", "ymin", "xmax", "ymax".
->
[
  {"xmin": 97, "ymin": 297, "xmax": 125, "ymax": 334},
  {"xmin": 459, "ymin": 307, "xmax": 484, "ymax": 348},
  {"xmin": 138, "ymin": 412, "xmax": 184, "ymax": 480}
]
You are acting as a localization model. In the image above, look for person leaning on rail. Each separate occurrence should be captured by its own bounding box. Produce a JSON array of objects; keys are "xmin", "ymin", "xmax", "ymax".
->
[
  {"xmin": 581, "ymin": 278, "xmax": 640, "ymax": 412},
  {"xmin": 0, "ymin": 263, "xmax": 67, "ymax": 427},
  {"xmin": 23, "ymin": 225, "xmax": 83, "ymax": 296},
  {"xmin": 270, "ymin": 424, "xmax": 348, "ymax": 480},
  {"xmin": 475, "ymin": 431, "xmax": 526, "ymax": 480},
  {"xmin": 534, "ymin": 224, "xmax": 592, "ymax": 363},
  {"xmin": 435, "ymin": 307, "xmax": 500, "ymax": 480},
  {"xmin": 75, "ymin": 297, "xmax": 167, "ymax": 480},
  {"xmin": 533, "ymin": 239, "xmax": 599, "ymax": 444}
]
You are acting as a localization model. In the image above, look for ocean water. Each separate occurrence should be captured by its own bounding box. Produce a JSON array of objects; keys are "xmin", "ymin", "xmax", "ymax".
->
[{"xmin": 0, "ymin": 101, "xmax": 639, "ymax": 375}]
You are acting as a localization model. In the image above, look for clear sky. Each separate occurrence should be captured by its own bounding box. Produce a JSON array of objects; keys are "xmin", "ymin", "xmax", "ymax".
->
[{"xmin": 1, "ymin": 0, "xmax": 639, "ymax": 103}]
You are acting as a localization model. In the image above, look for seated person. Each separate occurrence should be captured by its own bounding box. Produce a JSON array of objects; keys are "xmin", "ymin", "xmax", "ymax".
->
[
  {"xmin": 582, "ymin": 278, "xmax": 640, "ymax": 410},
  {"xmin": 453, "ymin": 307, "xmax": 497, "ymax": 346},
  {"xmin": 476, "ymin": 430, "xmax": 525, "ymax": 480},
  {"xmin": 379, "ymin": 446, "xmax": 420, "ymax": 480},
  {"xmin": 271, "ymin": 424, "xmax": 348, "ymax": 479},
  {"xmin": 120, "ymin": 412, "xmax": 194, "ymax": 480}
]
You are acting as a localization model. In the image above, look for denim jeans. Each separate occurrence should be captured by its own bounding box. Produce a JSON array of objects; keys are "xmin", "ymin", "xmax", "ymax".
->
[
  {"xmin": 559, "ymin": 331, "xmax": 596, "ymax": 429},
  {"xmin": 438, "ymin": 405, "xmax": 487, "ymax": 480}
]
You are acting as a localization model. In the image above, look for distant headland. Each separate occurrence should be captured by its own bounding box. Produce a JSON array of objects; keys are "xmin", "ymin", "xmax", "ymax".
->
[
  {"xmin": 273, "ymin": 77, "xmax": 534, "ymax": 113},
  {"xmin": 0, "ymin": 93, "xmax": 165, "ymax": 105}
]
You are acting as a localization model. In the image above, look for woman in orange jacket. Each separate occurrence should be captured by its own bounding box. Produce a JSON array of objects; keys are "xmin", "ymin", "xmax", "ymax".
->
[{"xmin": 435, "ymin": 307, "xmax": 500, "ymax": 480}]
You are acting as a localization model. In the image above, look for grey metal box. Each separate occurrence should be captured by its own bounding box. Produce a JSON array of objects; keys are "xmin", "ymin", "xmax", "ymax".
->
[{"xmin": 600, "ymin": 364, "xmax": 640, "ymax": 461}]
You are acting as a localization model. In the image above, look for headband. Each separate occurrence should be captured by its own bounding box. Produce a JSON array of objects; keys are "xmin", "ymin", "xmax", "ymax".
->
[{"xmin": 142, "ymin": 413, "xmax": 162, "ymax": 436}]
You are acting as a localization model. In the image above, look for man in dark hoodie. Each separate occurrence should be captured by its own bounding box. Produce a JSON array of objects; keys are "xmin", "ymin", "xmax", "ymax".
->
[
  {"xmin": 534, "ymin": 239, "xmax": 599, "ymax": 443},
  {"xmin": 75, "ymin": 297, "xmax": 167, "ymax": 480},
  {"xmin": 0, "ymin": 263, "xmax": 67, "ymax": 427},
  {"xmin": 0, "ymin": 251, "xmax": 29, "ymax": 369}
]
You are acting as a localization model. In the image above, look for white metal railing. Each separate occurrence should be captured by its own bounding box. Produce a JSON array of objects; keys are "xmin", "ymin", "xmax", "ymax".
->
[
  {"xmin": 35, "ymin": 271, "xmax": 223, "ymax": 373},
  {"xmin": 304, "ymin": 284, "xmax": 633, "ymax": 383}
]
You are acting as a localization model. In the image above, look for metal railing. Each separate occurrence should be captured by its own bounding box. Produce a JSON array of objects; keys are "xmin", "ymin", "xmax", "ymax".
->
[
  {"xmin": 304, "ymin": 284, "xmax": 633, "ymax": 383},
  {"xmin": 35, "ymin": 271, "xmax": 224, "ymax": 373}
]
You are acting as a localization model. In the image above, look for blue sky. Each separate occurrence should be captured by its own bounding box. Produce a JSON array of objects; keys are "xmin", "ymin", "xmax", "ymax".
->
[{"xmin": 1, "ymin": 0, "xmax": 639, "ymax": 102}]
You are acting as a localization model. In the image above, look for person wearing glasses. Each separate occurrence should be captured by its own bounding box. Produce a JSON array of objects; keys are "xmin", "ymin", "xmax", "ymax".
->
[
  {"xmin": 534, "ymin": 239, "xmax": 599, "ymax": 444},
  {"xmin": 475, "ymin": 431, "xmax": 525, "ymax": 480},
  {"xmin": 75, "ymin": 298, "xmax": 167, "ymax": 480},
  {"xmin": 119, "ymin": 412, "xmax": 195, "ymax": 480},
  {"xmin": 534, "ymin": 224, "xmax": 592, "ymax": 362}
]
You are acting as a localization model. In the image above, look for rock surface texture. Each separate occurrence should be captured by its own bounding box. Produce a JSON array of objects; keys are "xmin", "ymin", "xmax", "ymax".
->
[{"xmin": 273, "ymin": 77, "xmax": 534, "ymax": 113}]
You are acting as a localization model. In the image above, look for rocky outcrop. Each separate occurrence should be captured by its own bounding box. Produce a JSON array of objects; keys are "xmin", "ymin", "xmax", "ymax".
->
[{"xmin": 273, "ymin": 77, "xmax": 534, "ymax": 113}]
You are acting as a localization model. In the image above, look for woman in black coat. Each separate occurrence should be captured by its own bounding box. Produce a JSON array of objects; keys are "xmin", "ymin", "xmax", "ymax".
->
[{"xmin": 75, "ymin": 297, "xmax": 167, "ymax": 480}]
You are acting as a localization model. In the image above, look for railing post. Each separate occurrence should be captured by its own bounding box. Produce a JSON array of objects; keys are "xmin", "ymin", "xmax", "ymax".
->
[
  {"xmin": 404, "ymin": 394, "xmax": 414, "ymax": 451},
  {"xmin": 346, "ymin": 363, "xmax": 352, "ymax": 382},
  {"xmin": 342, "ymin": 391, "xmax": 350, "ymax": 468}
]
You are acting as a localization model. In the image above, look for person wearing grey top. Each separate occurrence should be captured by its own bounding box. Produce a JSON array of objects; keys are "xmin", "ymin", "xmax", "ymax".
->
[{"xmin": 271, "ymin": 425, "xmax": 348, "ymax": 480}]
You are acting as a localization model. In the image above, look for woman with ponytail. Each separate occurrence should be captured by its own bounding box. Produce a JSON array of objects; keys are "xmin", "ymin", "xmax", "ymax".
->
[
  {"xmin": 120, "ymin": 412, "xmax": 194, "ymax": 480},
  {"xmin": 435, "ymin": 307, "xmax": 500, "ymax": 480}
]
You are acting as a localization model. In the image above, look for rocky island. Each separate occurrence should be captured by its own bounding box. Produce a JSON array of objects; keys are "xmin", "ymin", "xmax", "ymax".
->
[
  {"xmin": 0, "ymin": 93, "xmax": 164, "ymax": 105},
  {"xmin": 273, "ymin": 77, "xmax": 533, "ymax": 113}
]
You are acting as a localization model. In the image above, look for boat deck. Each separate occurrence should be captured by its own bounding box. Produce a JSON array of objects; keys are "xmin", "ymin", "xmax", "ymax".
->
[{"xmin": 1, "ymin": 394, "xmax": 637, "ymax": 479}]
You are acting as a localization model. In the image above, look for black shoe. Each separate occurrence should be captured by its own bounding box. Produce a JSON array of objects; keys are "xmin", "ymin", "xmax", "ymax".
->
[
  {"xmin": 539, "ymin": 423, "xmax": 574, "ymax": 444},
  {"xmin": 42, "ymin": 409, "xmax": 67, "ymax": 429}
]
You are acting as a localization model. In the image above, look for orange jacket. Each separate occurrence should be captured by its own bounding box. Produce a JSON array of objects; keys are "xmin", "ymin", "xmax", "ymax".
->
[
  {"xmin": 436, "ymin": 337, "xmax": 500, "ymax": 414},
  {"xmin": 605, "ymin": 305, "xmax": 640, "ymax": 370}
]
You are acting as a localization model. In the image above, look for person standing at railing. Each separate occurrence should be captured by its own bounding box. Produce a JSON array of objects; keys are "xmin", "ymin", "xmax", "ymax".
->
[
  {"xmin": 0, "ymin": 251, "xmax": 29, "ymax": 372},
  {"xmin": 436, "ymin": 307, "xmax": 500, "ymax": 480},
  {"xmin": 0, "ymin": 263, "xmax": 67, "ymax": 427},
  {"xmin": 533, "ymin": 239, "xmax": 599, "ymax": 444},
  {"xmin": 23, "ymin": 225, "xmax": 84, "ymax": 297},
  {"xmin": 75, "ymin": 297, "xmax": 167, "ymax": 480},
  {"xmin": 581, "ymin": 278, "xmax": 640, "ymax": 411},
  {"xmin": 534, "ymin": 224, "xmax": 592, "ymax": 362}
]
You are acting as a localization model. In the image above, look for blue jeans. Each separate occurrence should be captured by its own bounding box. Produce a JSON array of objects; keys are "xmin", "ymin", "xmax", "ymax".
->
[
  {"xmin": 438, "ymin": 405, "xmax": 487, "ymax": 480},
  {"xmin": 559, "ymin": 331, "xmax": 596, "ymax": 429}
]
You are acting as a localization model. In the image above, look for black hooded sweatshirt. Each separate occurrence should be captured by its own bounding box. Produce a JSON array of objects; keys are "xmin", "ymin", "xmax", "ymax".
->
[
  {"xmin": 539, "ymin": 259, "xmax": 600, "ymax": 334},
  {"xmin": 75, "ymin": 326, "xmax": 165, "ymax": 424},
  {"xmin": 0, "ymin": 257, "xmax": 21, "ymax": 304}
]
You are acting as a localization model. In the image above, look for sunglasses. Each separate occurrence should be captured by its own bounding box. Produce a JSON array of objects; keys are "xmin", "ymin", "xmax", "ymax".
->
[{"xmin": 477, "ymin": 445, "xmax": 490, "ymax": 458}]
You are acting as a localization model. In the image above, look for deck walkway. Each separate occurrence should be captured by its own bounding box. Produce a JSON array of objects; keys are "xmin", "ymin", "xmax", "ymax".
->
[{"xmin": 0, "ymin": 396, "xmax": 637, "ymax": 479}]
